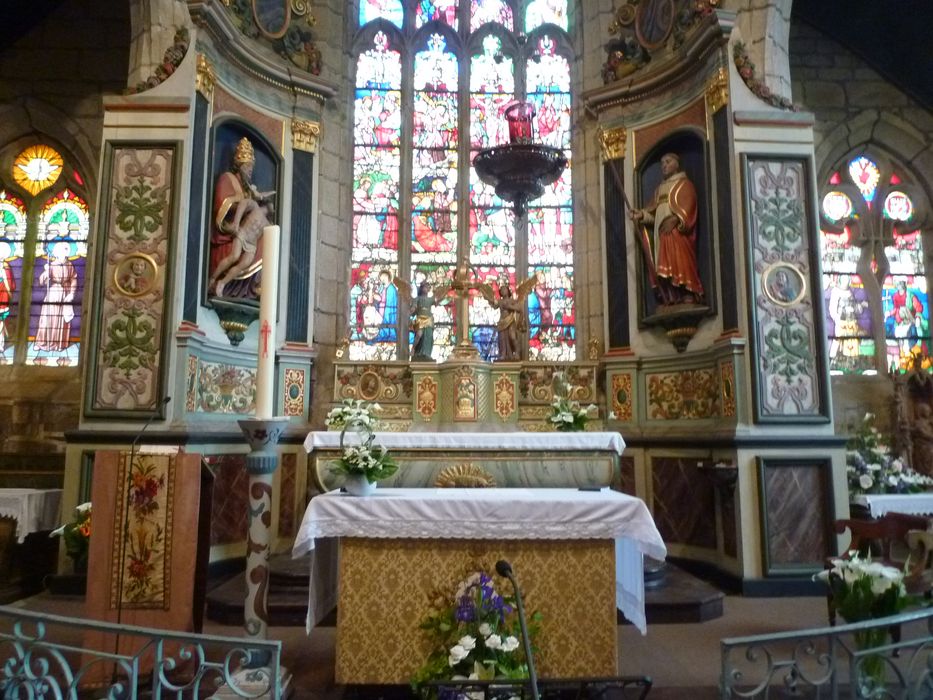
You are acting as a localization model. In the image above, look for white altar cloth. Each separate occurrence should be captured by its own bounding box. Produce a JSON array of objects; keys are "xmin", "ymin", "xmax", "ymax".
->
[
  {"xmin": 853, "ymin": 493, "xmax": 933, "ymax": 518},
  {"xmin": 0, "ymin": 488, "xmax": 63, "ymax": 542},
  {"xmin": 292, "ymin": 487, "xmax": 666, "ymax": 634},
  {"xmin": 303, "ymin": 430, "xmax": 625, "ymax": 454}
]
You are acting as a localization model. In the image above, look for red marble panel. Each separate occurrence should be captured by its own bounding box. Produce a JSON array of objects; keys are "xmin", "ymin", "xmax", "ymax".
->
[
  {"xmin": 279, "ymin": 453, "xmax": 298, "ymax": 537},
  {"xmin": 721, "ymin": 488, "xmax": 737, "ymax": 558},
  {"xmin": 650, "ymin": 457, "xmax": 716, "ymax": 549},
  {"xmin": 762, "ymin": 460, "xmax": 833, "ymax": 570},
  {"xmin": 205, "ymin": 454, "xmax": 249, "ymax": 545},
  {"xmin": 618, "ymin": 456, "xmax": 636, "ymax": 496}
]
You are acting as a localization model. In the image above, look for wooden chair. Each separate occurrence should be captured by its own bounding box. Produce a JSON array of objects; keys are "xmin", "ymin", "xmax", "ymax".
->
[{"xmin": 827, "ymin": 512, "xmax": 930, "ymax": 628}]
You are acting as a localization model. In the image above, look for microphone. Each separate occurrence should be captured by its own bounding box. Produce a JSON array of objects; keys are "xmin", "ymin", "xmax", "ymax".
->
[
  {"xmin": 130, "ymin": 396, "xmax": 172, "ymax": 451},
  {"xmin": 496, "ymin": 559, "xmax": 539, "ymax": 700}
]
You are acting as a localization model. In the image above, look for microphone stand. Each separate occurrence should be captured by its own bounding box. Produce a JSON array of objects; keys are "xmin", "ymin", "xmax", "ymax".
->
[
  {"xmin": 111, "ymin": 396, "xmax": 171, "ymax": 690},
  {"xmin": 496, "ymin": 559, "xmax": 540, "ymax": 700}
]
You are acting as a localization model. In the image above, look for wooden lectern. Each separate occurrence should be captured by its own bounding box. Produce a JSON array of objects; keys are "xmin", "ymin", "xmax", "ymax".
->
[{"xmin": 81, "ymin": 451, "xmax": 212, "ymax": 684}]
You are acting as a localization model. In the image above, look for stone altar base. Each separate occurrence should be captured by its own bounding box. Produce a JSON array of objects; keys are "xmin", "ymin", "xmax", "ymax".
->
[{"xmin": 205, "ymin": 555, "xmax": 724, "ymax": 628}]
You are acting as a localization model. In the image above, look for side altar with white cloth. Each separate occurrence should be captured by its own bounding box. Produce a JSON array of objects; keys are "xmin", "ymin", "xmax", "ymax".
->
[
  {"xmin": 306, "ymin": 431, "xmax": 624, "ymax": 491},
  {"xmin": 292, "ymin": 487, "xmax": 667, "ymax": 685}
]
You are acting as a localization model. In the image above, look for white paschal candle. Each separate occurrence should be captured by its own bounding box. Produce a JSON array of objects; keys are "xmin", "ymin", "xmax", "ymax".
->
[{"xmin": 256, "ymin": 224, "xmax": 280, "ymax": 419}]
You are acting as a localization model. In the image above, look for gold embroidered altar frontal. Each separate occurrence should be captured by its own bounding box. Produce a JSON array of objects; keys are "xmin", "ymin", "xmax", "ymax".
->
[{"xmin": 335, "ymin": 537, "xmax": 617, "ymax": 685}]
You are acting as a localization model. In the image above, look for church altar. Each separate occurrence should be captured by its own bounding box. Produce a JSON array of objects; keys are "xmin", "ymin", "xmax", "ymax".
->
[
  {"xmin": 853, "ymin": 493, "xmax": 933, "ymax": 518},
  {"xmin": 305, "ymin": 431, "xmax": 625, "ymax": 491},
  {"xmin": 292, "ymin": 487, "xmax": 666, "ymax": 684},
  {"xmin": 0, "ymin": 488, "xmax": 63, "ymax": 543}
]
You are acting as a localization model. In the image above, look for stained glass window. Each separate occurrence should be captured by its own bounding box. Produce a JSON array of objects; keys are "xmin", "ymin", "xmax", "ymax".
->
[
  {"xmin": 819, "ymin": 153, "xmax": 928, "ymax": 375},
  {"xmin": 0, "ymin": 191, "xmax": 26, "ymax": 364},
  {"xmin": 351, "ymin": 0, "xmax": 574, "ymax": 362},
  {"xmin": 13, "ymin": 145, "xmax": 63, "ymax": 197}
]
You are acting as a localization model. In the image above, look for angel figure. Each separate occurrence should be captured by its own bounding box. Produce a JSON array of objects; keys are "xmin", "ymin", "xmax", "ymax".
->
[
  {"xmin": 394, "ymin": 277, "xmax": 449, "ymax": 362},
  {"xmin": 479, "ymin": 275, "xmax": 537, "ymax": 362}
]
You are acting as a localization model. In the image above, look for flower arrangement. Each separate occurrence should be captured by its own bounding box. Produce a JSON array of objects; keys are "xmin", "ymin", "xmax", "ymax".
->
[
  {"xmin": 547, "ymin": 371, "xmax": 597, "ymax": 432},
  {"xmin": 814, "ymin": 554, "xmax": 910, "ymax": 691},
  {"xmin": 412, "ymin": 569, "xmax": 541, "ymax": 691},
  {"xmin": 846, "ymin": 412, "xmax": 933, "ymax": 496},
  {"xmin": 814, "ymin": 554, "xmax": 908, "ymax": 623},
  {"xmin": 50, "ymin": 502, "xmax": 91, "ymax": 570},
  {"xmin": 548, "ymin": 396, "xmax": 597, "ymax": 432},
  {"xmin": 330, "ymin": 428, "xmax": 398, "ymax": 485},
  {"xmin": 324, "ymin": 398, "xmax": 380, "ymax": 431}
]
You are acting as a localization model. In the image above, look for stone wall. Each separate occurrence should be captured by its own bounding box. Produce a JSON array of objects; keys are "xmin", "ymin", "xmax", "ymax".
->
[
  {"xmin": 789, "ymin": 18, "xmax": 933, "ymax": 438},
  {"xmin": 0, "ymin": 0, "xmax": 130, "ymax": 458}
]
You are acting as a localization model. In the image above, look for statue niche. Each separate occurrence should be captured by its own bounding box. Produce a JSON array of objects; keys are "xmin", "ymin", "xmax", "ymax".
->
[
  {"xmin": 205, "ymin": 125, "xmax": 279, "ymax": 345},
  {"xmin": 207, "ymin": 126, "xmax": 278, "ymax": 303},
  {"xmin": 630, "ymin": 130, "xmax": 713, "ymax": 351}
]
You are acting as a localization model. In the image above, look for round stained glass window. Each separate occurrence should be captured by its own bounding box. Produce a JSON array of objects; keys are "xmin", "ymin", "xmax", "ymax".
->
[
  {"xmin": 883, "ymin": 190, "xmax": 913, "ymax": 221},
  {"xmin": 12, "ymin": 144, "xmax": 63, "ymax": 196},
  {"xmin": 822, "ymin": 190, "xmax": 853, "ymax": 222}
]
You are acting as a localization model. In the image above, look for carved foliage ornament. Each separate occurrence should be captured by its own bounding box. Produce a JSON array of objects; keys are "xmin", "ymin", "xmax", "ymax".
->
[
  {"xmin": 733, "ymin": 42, "xmax": 796, "ymax": 111},
  {"xmin": 603, "ymin": 0, "xmax": 719, "ymax": 84},
  {"xmin": 291, "ymin": 119, "xmax": 321, "ymax": 153},
  {"xmin": 598, "ymin": 127, "xmax": 627, "ymax": 162},
  {"xmin": 224, "ymin": 0, "xmax": 321, "ymax": 75}
]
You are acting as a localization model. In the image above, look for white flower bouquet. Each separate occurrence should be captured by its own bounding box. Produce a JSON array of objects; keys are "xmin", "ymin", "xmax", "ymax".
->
[
  {"xmin": 324, "ymin": 398, "xmax": 380, "ymax": 431},
  {"xmin": 846, "ymin": 412, "xmax": 933, "ymax": 496},
  {"xmin": 330, "ymin": 428, "xmax": 398, "ymax": 485},
  {"xmin": 814, "ymin": 554, "xmax": 908, "ymax": 623},
  {"xmin": 548, "ymin": 397, "xmax": 597, "ymax": 432}
]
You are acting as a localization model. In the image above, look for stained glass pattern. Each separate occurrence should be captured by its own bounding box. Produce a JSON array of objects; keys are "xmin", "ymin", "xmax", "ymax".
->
[
  {"xmin": 26, "ymin": 190, "xmax": 88, "ymax": 367},
  {"xmin": 824, "ymin": 274, "xmax": 874, "ymax": 375},
  {"xmin": 524, "ymin": 37, "xmax": 573, "ymax": 360},
  {"xmin": 525, "ymin": 0, "xmax": 568, "ymax": 31},
  {"xmin": 822, "ymin": 191, "xmax": 853, "ymax": 222},
  {"xmin": 360, "ymin": 0, "xmax": 403, "ymax": 27},
  {"xmin": 883, "ymin": 274, "xmax": 929, "ymax": 371},
  {"xmin": 883, "ymin": 191, "xmax": 913, "ymax": 222},
  {"xmin": 471, "ymin": 0, "xmax": 513, "ymax": 31},
  {"xmin": 416, "ymin": 0, "xmax": 459, "ymax": 28},
  {"xmin": 351, "ymin": 33, "xmax": 403, "ymax": 361},
  {"xmin": 848, "ymin": 156, "xmax": 880, "ymax": 204},
  {"xmin": 819, "ymin": 153, "xmax": 928, "ymax": 375},
  {"xmin": 351, "ymin": 1, "xmax": 574, "ymax": 362},
  {"xmin": 12, "ymin": 144, "xmax": 63, "ymax": 197},
  {"xmin": 0, "ymin": 191, "xmax": 26, "ymax": 364},
  {"xmin": 349, "ymin": 264, "xmax": 400, "ymax": 361}
]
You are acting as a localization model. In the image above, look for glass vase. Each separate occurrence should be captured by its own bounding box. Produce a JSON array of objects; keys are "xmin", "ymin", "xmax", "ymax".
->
[{"xmin": 853, "ymin": 627, "xmax": 888, "ymax": 694}]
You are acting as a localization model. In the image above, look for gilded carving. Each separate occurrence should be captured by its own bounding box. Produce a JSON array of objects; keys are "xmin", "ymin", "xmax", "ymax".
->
[
  {"xmin": 647, "ymin": 369, "xmax": 719, "ymax": 420},
  {"xmin": 598, "ymin": 126, "xmax": 627, "ymax": 161},
  {"xmin": 283, "ymin": 368, "xmax": 305, "ymax": 417},
  {"xmin": 335, "ymin": 364, "xmax": 412, "ymax": 401},
  {"xmin": 494, "ymin": 375, "xmax": 516, "ymax": 420},
  {"xmin": 196, "ymin": 53, "xmax": 216, "ymax": 99},
  {"xmin": 434, "ymin": 464, "xmax": 496, "ymax": 488},
  {"xmin": 416, "ymin": 376, "xmax": 438, "ymax": 419},
  {"xmin": 611, "ymin": 373, "xmax": 634, "ymax": 422},
  {"xmin": 454, "ymin": 367, "xmax": 477, "ymax": 421},
  {"xmin": 720, "ymin": 361, "xmax": 736, "ymax": 417},
  {"xmin": 291, "ymin": 119, "xmax": 321, "ymax": 153},
  {"xmin": 705, "ymin": 66, "xmax": 728, "ymax": 114},
  {"xmin": 185, "ymin": 355, "xmax": 198, "ymax": 412},
  {"xmin": 113, "ymin": 253, "xmax": 158, "ymax": 298}
]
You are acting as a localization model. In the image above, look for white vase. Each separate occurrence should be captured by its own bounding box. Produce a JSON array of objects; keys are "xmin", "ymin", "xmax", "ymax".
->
[{"xmin": 344, "ymin": 474, "xmax": 377, "ymax": 496}]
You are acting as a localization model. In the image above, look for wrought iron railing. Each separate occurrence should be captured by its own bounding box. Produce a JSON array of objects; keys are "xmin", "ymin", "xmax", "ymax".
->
[
  {"xmin": 419, "ymin": 675, "xmax": 652, "ymax": 699},
  {"xmin": 721, "ymin": 607, "xmax": 933, "ymax": 699},
  {"xmin": 0, "ymin": 605, "xmax": 284, "ymax": 699}
]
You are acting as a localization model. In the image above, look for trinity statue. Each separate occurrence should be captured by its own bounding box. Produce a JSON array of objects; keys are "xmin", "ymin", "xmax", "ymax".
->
[{"xmin": 209, "ymin": 137, "xmax": 276, "ymax": 300}]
